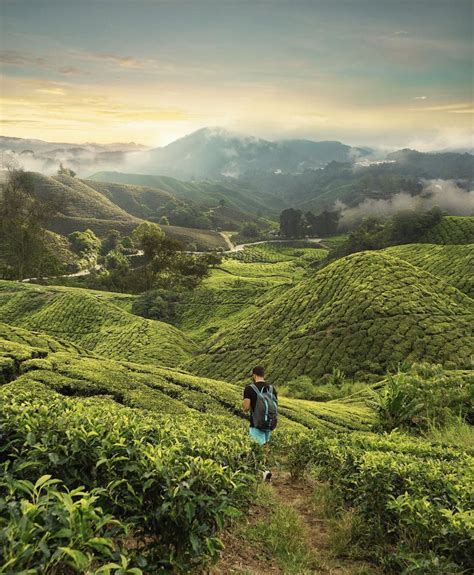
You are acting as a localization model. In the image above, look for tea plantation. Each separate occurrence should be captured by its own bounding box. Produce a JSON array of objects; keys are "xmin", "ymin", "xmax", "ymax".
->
[
  {"xmin": 383, "ymin": 243, "xmax": 474, "ymax": 297},
  {"xmin": 192, "ymin": 251, "xmax": 473, "ymax": 383},
  {"xmin": 1, "ymin": 222, "xmax": 473, "ymax": 573}
]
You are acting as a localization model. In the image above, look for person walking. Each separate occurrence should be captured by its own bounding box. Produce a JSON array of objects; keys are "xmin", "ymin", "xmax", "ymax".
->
[{"xmin": 242, "ymin": 365, "xmax": 278, "ymax": 481}]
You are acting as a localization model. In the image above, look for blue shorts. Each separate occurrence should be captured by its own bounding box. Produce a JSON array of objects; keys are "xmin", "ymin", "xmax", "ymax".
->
[{"xmin": 249, "ymin": 427, "xmax": 271, "ymax": 445}]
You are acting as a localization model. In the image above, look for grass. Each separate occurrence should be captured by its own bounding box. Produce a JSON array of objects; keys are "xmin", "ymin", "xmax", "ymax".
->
[{"xmin": 242, "ymin": 484, "xmax": 316, "ymax": 574}]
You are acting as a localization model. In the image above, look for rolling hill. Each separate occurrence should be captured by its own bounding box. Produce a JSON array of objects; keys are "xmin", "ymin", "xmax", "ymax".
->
[
  {"xmin": 383, "ymin": 243, "xmax": 474, "ymax": 297},
  {"xmin": 0, "ymin": 281, "xmax": 195, "ymax": 367},
  {"xmin": 27, "ymin": 172, "xmax": 228, "ymax": 249},
  {"xmin": 419, "ymin": 215, "xmax": 474, "ymax": 244},
  {"xmin": 190, "ymin": 251, "xmax": 473, "ymax": 383},
  {"xmin": 88, "ymin": 170, "xmax": 279, "ymax": 214}
]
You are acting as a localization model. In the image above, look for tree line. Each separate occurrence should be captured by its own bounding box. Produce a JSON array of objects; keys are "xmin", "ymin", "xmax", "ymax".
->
[{"xmin": 279, "ymin": 207, "xmax": 340, "ymax": 238}]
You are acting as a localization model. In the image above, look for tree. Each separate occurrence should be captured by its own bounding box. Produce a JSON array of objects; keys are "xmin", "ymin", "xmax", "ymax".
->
[
  {"xmin": 131, "ymin": 222, "xmax": 165, "ymax": 261},
  {"xmin": 280, "ymin": 208, "xmax": 304, "ymax": 238},
  {"xmin": 240, "ymin": 222, "xmax": 260, "ymax": 238},
  {"xmin": 159, "ymin": 215, "xmax": 170, "ymax": 226},
  {"xmin": 100, "ymin": 229, "xmax": 121, "ymax": 255},
  {"xmin": 57, "ymin": 163, "xmax": 76, "ymax": 178},
  {"xmin": 306, "ymin": 210, "xmax": 340, "ymax": 237},
  {"xmin": 0, "ymin": 167, "xmax": 62, "ymax": 279}
]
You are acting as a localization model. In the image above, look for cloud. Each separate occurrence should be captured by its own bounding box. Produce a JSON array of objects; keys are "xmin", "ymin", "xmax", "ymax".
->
[
  {"xmin": 414, "ymin": 96, "xmax": 428, "ymax": 100},
  {"xmin": 337, "ymin": 179, "xmax": 474, "ymax": 229}
]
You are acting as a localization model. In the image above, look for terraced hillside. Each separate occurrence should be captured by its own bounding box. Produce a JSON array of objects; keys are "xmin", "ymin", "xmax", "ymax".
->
[
  {"xmin": 0, "ymin": 281, "xmax": 195, "ymax": 367},
  {"xmin": 172, "ymin": 246, "xmax": 328, "ymax": 339},
  {"xmin": 419, "ymin": 215, "xmax": 474, "ymax": 244},
  {"xmin": 0, "ymin": 320, "xmax": 373, "ymax": 433},
  {"xmin": 28, "ymin": 172, "xmax": 228, "ymax": 249},
  {"xmin": 383, "ymin": 243, "xmax": 474, "ymax": 297},
  {"xmin": 191, "ymin": 251, "xmax": 473, "ymax": 383}
]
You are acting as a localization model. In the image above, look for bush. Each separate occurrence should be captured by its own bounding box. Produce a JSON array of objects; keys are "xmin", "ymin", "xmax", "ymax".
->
[{"xmin": 0, "ymin": 389, "xmax": 261, "ymax": 572}]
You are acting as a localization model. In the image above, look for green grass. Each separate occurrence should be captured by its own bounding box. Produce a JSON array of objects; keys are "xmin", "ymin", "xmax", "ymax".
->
[
  {"xmin": 190, "ymin": 251, "xmax": 473, "ymax": 383},
  {"xmin": 242, "ymin": 484, "xmax": 316, "ymax": 574},
  {"xmin": 383, "ymin": 243, "xmax": 474, "ymax": 297}
]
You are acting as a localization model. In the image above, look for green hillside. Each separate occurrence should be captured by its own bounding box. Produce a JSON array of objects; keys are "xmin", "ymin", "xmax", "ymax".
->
[
  {"xmin": 419, "ymin": 215, "xmax": 474, "ymax": 244},
  {"xmin": 84, "ymin": 179, "xmax": 174, "ymax": 219},
  {"xmin": 89, "ymin": 171, "xmax": 278, "ymax": 214},
  {"xmin": 28, "ymin": 172, "xmax": 227, "ymax": 249},
  {"xmin": 191, "ymin": 251, "xmax": 473, "ymax": 383},
  {"xmin": 0, "ymin": 319, "xmax": 373, "ymax": 433},
  {"xmin": 0, "ymin": 281, "xmax": 195, "ymax": 367},
  {"xmin": 383, "ymin": 243, "xmax": 474, "ymax": 297}
]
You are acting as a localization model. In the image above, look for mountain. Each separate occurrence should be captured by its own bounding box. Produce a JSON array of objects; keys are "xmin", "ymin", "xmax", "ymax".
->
[
  {"xmin": 386, "ymin": 149, "xmax": 474, "ymax": 179},
  {"xmin": 136, "ymin": 127, "xmax": 371, "ymax": 179},
  {"xmin": 0, "ymin": 136, "xmax": 147, "ymax": 177},
  {"xmin": 190, "ymin": 251, "xmax": 474, "ymax": 383},
  {"xmin": 88, "ymin": 170, "xmax": 282, "ymax": 214},
  {"xmin": 26, "ymin": 172, "xmax": 228, "ymax": 249}
]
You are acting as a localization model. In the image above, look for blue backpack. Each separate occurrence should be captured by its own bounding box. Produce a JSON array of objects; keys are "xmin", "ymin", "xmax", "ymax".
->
[{"xmin": 250, "ymin": 384, "xmax": 278, "ymax": 431}]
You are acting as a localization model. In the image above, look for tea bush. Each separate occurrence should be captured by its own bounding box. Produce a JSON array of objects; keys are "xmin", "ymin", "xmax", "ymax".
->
[
  {"xmin": 383, "ymin": 243, "xmax": 474, "ymax": 297},
  {"xmin": 0, "ymin": 386, "xmax": 261, "ymax": 572},
  {"xmin": 419, "ymin": 215, "xmax": 474, "ymax": 245},
  {"xmin": 289, "ymin": 430, "xmax": 474, "ymax": 572}
]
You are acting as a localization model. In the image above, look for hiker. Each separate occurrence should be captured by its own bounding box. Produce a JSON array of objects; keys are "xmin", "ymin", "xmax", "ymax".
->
[{"xmin": 243, "ymin": 365, "xmax": 278, "ymax": 481}]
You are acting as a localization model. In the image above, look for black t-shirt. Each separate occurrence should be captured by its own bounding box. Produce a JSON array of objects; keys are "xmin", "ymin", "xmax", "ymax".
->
[{"xmin": 243, "ymin": 381, "xmax": 278, "ymax": 427}]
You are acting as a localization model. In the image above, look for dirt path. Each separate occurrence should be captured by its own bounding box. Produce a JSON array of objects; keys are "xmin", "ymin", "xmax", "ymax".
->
[{"xmin": 211, "ymin": 472, "xmax": 378, "ymax": 575}]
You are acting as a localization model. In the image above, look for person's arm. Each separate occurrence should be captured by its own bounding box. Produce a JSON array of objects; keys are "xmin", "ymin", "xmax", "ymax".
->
[{"xmin": 243, "ymin": 385, "xmax": 252, "ymax": 412}]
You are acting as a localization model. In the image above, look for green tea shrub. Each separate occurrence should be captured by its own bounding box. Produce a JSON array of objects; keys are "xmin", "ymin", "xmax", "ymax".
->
[
  {"xmin": 289, "ymin": 430, "xmax": 474, "ymax": 571},
  {"xmin": 0, "ymin": 472, "xmax": 141, "ymax": 574},
  {"xmin": 0, "ymin": 388, "xmax": 261, "ymax": 572}
]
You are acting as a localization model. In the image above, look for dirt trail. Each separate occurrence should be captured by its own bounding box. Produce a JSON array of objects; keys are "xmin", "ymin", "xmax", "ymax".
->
[{"xmin": 211, "ymin": 472, "xmax": 377, "ymax": 575}]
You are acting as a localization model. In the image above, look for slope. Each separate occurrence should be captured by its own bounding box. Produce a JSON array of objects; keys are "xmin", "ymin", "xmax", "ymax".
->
[
  {"xmin": 419, "ymin": 215, "xmax": 474, "ymax": 244},
  {"xmin": 28, "ymin": 172, "xmax": 228, "ymax": 249},
  {"xmin": 0, "ymin": 321, "xmax": 373, "ymax": 433},
  {"xmin": 0, "ymin": 281, "xmax": 195, "ymax": 367},
  {"xmin": 190, "ymin": 251, "xmax": 473, "ymax": 383},
  {"xmin": 88, "ymin": 171, "xmax": 280, "ymax": 214},
  {"xmin": 383, "ymin": 243, "xmax": 474, "ymax": 297}
]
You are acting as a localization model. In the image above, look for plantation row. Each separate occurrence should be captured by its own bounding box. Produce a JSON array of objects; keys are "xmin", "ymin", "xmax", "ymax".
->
[
  {"xmin": 0, "ymin": 385, "xmax": 261, "ymax": 573},
  {"xmin": 289, "ymin": 430, "xmax": 474, "ymax": 573},
  {"xmin": 383, "ymin": 243, "xmax": 474, "ymax": 297},
  {"xmin": 228, "ymin": 242, "xmax": 328, "ymax": 263},
  {"xmin": 0, "ymin": 281, "xmax": 195, "ymax": 367},
  {"xmin": 193, "ymin": 251, "xmax": 474, "ymax": 382},
  {"xmin": 419, "ymin": 215, "xmax": 474, "ymax": 245}
]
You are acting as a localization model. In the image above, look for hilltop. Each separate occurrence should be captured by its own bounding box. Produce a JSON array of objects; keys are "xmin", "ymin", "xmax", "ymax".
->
[
  {"xmin": 0, "ymin": 281, "xmax": 195, "ymax": 367},
  {"xmin": 383, "ymin": 243, "xmax": 474, "ymax": 297},
  {"xmin": 191, "ymin": 250, "xmax": 473, "ymax": 383}
]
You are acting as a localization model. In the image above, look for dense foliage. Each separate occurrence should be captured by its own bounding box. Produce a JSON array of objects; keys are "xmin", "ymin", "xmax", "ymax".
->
[
  {"xmin": 0, "ymin": 386, "xmax": 261, "ymax": 572},
  {"xmin": 289, "ymin": 430, "xmax": 474, "ymax": 573},
  {"xmin": 192, "ymin": 251, "xmax": 473, "ymax": 382}
]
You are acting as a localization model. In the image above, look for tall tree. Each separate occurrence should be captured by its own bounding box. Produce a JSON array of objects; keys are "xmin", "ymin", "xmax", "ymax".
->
[
  {"xmin": 0, "ymin": 168, "xmax": 62, "ymax": 279},
  {"xmin": 280, "ymin": 208, "xmax": 304, "ymax": 238}
]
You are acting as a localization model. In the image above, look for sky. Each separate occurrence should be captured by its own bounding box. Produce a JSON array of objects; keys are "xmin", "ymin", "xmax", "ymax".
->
[{"xmin": 1, "ymin": 0, "xmax": 472, "ymax": 149}]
